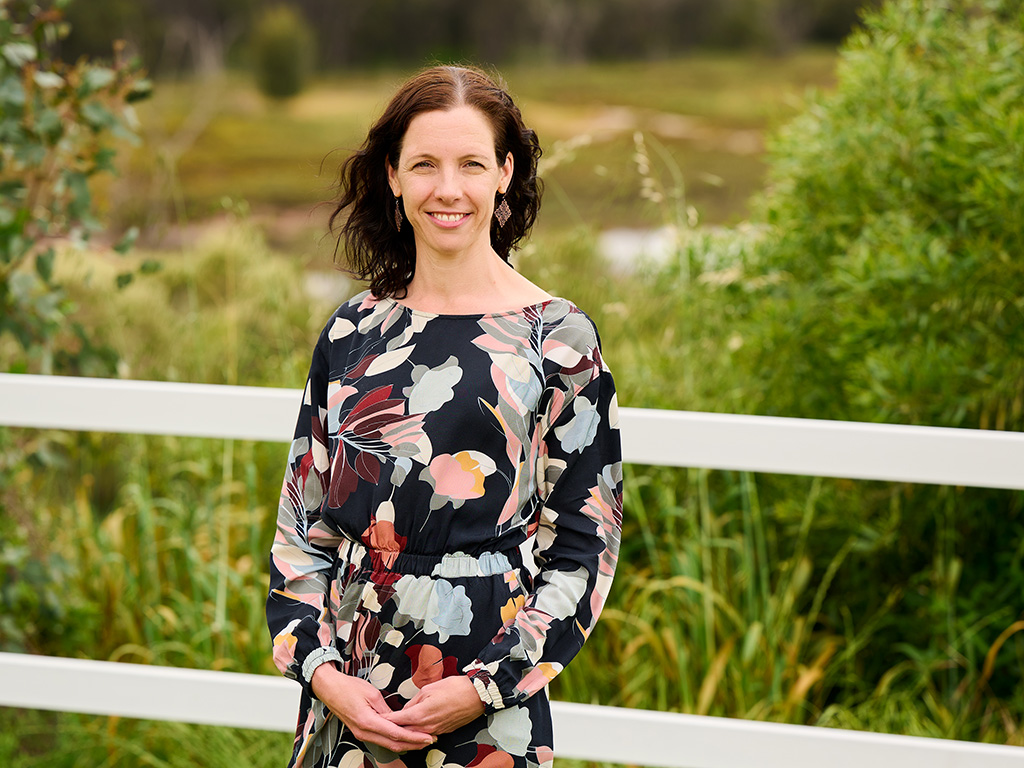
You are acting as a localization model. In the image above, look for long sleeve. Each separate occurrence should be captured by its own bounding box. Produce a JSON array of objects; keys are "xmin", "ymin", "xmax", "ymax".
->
[
  {"xmin": 266, "ymin": 336, "xmax": 345, "ymax": 697},
  {"xmin": 463, "ymin": 321, "xmax": 623, "ymax": 711}
]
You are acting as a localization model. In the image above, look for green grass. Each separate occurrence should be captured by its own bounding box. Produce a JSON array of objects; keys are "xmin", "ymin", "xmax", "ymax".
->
[{"xmin": 0, "ymin": 709, "xmax": 292, "ymax": 768}]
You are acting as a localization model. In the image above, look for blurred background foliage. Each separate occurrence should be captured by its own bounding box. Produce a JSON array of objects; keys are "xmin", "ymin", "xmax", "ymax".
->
[
  {"xmin": 60, "ymin": 0, "xmax": 875, "ymax": 72},
  {"xmin": 1, "ymin": 0, "xmax": 1023, "ymax": 765},
  {"xmin": 0, "ymin": 0, "xmax": 151, "ymax": 378}
]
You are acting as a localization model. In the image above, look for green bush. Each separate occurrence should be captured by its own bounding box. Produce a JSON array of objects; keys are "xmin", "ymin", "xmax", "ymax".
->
[
  {"xmin": 249, "ymin": 5, "xmax": 314, "ymax": 101},
  {"xmin": 750, "ymin": 0, "xmax": 1024, "ymax": 430},
  {"xmin": 731, "ymin": 0, "xmax": 1024, "ymax": 728}
]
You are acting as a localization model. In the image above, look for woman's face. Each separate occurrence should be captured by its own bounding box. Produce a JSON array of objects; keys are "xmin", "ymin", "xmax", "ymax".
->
[{"xmin": 387, "ymin": 105, "xmax": 513, "ymax": 263}]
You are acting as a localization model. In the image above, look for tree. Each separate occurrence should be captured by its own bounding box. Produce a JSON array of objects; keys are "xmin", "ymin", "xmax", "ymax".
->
[{"xmin": 249, "ymin": 5, "xmax": 313, "ymax": 101}]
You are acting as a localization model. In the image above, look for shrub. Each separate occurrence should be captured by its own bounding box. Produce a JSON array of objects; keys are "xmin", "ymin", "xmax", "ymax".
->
[
  {"xmin": 750, "ymin": 0, "xmax": 1024, "ymax": 430},
  {"xmin": 249, "ymin": 5, "xmax": 314, "ymax": 101},
  {"xmin": 736, "ymin": 0, "xmax": 1024, "ymax": 723}
]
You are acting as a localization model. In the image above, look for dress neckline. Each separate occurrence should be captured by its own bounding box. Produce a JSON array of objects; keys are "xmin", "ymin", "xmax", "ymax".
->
[{"xmin": 376, "ymin": 294, "xmax": 565, "ymax": 319}]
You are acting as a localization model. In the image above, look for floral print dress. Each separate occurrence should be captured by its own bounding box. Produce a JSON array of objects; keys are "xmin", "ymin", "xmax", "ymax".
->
[{"xmin": 267, "ymin": 291, "xmax": 623, "ymax": 768}]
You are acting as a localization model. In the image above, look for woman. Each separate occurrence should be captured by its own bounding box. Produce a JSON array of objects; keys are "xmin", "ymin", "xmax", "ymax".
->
[{"xmin": 267, "ymin": 65, "xmax": 622, "ymax": 768}]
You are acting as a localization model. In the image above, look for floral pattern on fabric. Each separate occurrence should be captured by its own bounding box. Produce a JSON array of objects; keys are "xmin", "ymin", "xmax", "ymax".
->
[{"xmin": 267, "ymin": 291, "xmax": 622, "ymax": 768}]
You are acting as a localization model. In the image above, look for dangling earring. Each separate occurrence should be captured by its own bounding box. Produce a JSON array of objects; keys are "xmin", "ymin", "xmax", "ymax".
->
[
  {"xmin": 494, "ymin": 194, "xmax": 511, "ymax": 228},
  {"xmin": 394, "ymin": 197, "xmax": 403, "ymax": 231}
]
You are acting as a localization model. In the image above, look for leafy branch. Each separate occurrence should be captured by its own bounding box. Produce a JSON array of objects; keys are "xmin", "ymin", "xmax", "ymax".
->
[{"xmin": 0, "ymin": 0, "xmax": 151, "ymax": 374}]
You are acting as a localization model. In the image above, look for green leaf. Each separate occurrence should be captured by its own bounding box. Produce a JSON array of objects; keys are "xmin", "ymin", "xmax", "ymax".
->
[
  {"xmin": 116, "ymin": 272, "xmax": 133, "ymax": 289},
  {"xmin": 34, "ymin": 107, "xmax": 62, "ymax": 142},
  {"xmin": 64, "ymin": 171, "xmax": 91, "ymax": 221},
  {"xmin": 34, "ymin": 248, "xmax": 55, "ymax": 283},
  {"xmin": 80, "ymin": 101, "xmax": 115, "ymax": 130},
  {"xmin": 0, "ymin": 203, "xmax": 17, "ymax": 228},
  {"xmin": 113, "ymin": 226, "xmax": 139, "ymax": 255},
  {"xmin": 0, "ymin": 116, "xmax": 23, "ymax": 142},
  {"xmin": 80, "ymin": 67, "xmax": 115, "ymax": 95},
  {"xmin": 126, "ymin": 78, "xmax": 153, "ymax": 103},
  {"xmin": 0, "ymin": 75, "xmax": 25, "ymax": 107},
  {"xmin": 110, "ymin": 119, "xmax": 140, "ymax": 145},
  {"xmin": 140, "ymin": 259, "xmax": 162, "ymax": 275},
  {"xmin": 13, "ymin": 141, "xmax": 45, "ymax": 168},
  {"xmin": 93, "ymin": 147, "xmax": 117, "ymax": 173},
  {"xmin": 1, "ymin": 43, "xmax": 36, "ymax": 68},
  {"xmin": 32, "ymin": 71, "xmax": 64, "ymax": 89}
]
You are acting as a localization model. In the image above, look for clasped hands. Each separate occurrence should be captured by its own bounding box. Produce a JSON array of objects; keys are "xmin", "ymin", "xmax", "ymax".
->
[{"xmin": 311, "ymin": 664, "xmax": 487, "ymax": 753}]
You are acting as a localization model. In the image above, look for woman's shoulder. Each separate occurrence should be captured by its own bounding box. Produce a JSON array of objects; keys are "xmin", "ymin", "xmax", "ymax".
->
[
  {"xmin": 314, "ymin": 289, "xmax": 385, "ymax": 340},
  {"xmin": 540, "ymin": 297, "xmax": 603, "ymax": 352}
]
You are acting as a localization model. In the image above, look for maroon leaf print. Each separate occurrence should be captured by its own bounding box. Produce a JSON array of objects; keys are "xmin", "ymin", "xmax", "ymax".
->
[{"xmin": 327, "ymin": 385, "xmax": 426, "ymax": 507}]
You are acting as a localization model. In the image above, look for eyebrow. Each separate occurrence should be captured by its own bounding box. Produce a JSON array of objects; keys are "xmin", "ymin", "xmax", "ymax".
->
[{"xmin": 404, "ymin": 151, "xmax": 492, "ymax": 163}]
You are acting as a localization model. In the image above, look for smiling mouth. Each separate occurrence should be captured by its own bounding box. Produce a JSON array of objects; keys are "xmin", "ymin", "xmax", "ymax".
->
[{"xmin": 430, "ymin": 213, "xmax": 469, "ymax": 223}]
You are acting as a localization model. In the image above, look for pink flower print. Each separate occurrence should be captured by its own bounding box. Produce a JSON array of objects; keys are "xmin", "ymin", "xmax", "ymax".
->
[
  {"xmin": 419, "ymin": 451, "xmax": 497, "ymax": 510},
  {"xmin": 514, "ymin": 661, "xmax": 561, "ymax": 699}
]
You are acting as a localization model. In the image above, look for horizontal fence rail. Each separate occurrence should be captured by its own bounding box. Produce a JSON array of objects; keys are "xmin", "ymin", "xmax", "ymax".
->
[
  {"xmin": 1, "ymin": 372, "xmax": 1022, "ymax": 767},
  {"xmin": 2, "ymin": 373, "xmax": 1023, "ymax": 489},
  {"xmin": 1, "ymin": 653, "xmax": 1022, "ymax": 768}
]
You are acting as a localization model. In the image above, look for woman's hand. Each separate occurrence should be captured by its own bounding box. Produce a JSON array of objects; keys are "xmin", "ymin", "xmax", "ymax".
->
[
  {"xmin": 311, "ymin": 664, "xmax": 435, "ymax": 753},
  {"xmin": 387, "ymin": 675, "xmax": 487, "ymax": 736}
]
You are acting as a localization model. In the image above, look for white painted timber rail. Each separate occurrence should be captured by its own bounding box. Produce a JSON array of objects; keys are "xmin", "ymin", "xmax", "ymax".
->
[
  {"xmin": 1, "ymin": 373, "xmax": 1023, "ymax": 766},
  {"xmin": 1, "ymin": 653, "xmax": 1021, "ymax": 768},
  {"xmin": 2, "ymin": 373, "xmax": 1023, "ymax": 489}
]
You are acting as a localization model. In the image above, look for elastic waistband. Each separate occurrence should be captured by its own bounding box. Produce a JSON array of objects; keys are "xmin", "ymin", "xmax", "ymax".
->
[{"xmin": 338, "ymin": 538, "xmax": 522, "ymax": 577}]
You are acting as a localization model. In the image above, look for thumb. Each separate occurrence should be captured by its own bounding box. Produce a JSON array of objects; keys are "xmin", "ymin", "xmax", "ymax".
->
[{"xmin": 386, "ymin": 705, "xmax": 418, "ymax": 726}]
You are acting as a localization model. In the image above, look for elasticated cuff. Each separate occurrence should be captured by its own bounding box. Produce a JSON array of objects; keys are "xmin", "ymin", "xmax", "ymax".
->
[
  {"xmin": 301, "ymin": 646, "xmax": 343, "ymax": 693},
  {"xmin": 463, "ymin": 664, "xmax": 506, "ymax": 713}
]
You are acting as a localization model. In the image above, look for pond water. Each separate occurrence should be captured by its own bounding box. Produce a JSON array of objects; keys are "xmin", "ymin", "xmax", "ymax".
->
[{"xmin": 597, "ymin": 227, "xmax": 677, "ymax": 271}]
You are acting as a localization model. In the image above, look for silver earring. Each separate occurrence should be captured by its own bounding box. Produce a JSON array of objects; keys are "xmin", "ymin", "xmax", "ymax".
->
[
  {"xmin": 494, "ymin": 195, "xmax": 511, "ymax": 228},
  {"xmin": 394, "ymin": 197, "xmax": 403, "ymax": 231}
]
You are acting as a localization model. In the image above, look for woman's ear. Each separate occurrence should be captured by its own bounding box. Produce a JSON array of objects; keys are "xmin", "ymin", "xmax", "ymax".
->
[
  {"xmin": 387, "ymin": 160, "xmax": 400, "ymax": 197},
  {"xmin": 498, "ymin": 151, "xmax": 513, "ymax": 194}
]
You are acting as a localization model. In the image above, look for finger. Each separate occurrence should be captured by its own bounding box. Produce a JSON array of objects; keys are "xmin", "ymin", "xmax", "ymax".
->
[
  {"xmin": 352, "ymin": 725, "xmax": 433, "ymax": 753},
  {"xmin": 368, "ymin": 728, "xmax": 435, "ymax": 752},
  {"xmin": 352, "ymin": 729, "xmax": 432, "ymax": 754},
  {"xmin": 365, "ymin": 711, "xmax": 434, "ymax": 742},
  {"xmin": 386, "ymin": 705, "xmax": 426, "ymax": 728}
]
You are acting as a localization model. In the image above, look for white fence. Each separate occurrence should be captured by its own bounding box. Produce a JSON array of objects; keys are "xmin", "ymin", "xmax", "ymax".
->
[{"xmin": 1, "ymin": 372, "xmax": 1022, "ymax": 768}]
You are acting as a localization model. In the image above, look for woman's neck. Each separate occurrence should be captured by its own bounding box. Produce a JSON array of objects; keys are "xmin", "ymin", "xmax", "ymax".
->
[{"xmin": 401, "ymin": 248, "xmax": 529, "ymax": 314}]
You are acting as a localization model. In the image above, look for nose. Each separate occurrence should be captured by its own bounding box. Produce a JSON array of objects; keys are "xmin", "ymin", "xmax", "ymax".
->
[{"xmin": 434, "ymin": 167, "xmax": 462, "ymax": 201}]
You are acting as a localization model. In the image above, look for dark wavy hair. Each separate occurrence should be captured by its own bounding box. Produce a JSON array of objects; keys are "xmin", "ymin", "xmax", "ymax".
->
[{"xmin": 328, "ymin": 65, "xmax": 543, "ymax": 299}]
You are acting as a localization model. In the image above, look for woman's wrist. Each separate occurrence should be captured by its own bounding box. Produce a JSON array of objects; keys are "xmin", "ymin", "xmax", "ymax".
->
[
  {"xmin": 302, "ymin": 645, "xmax": 343, "ymax": 687},
  {"xmin": 310, "ymin": 661, "xmax": 344, "ymax": 698}
]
